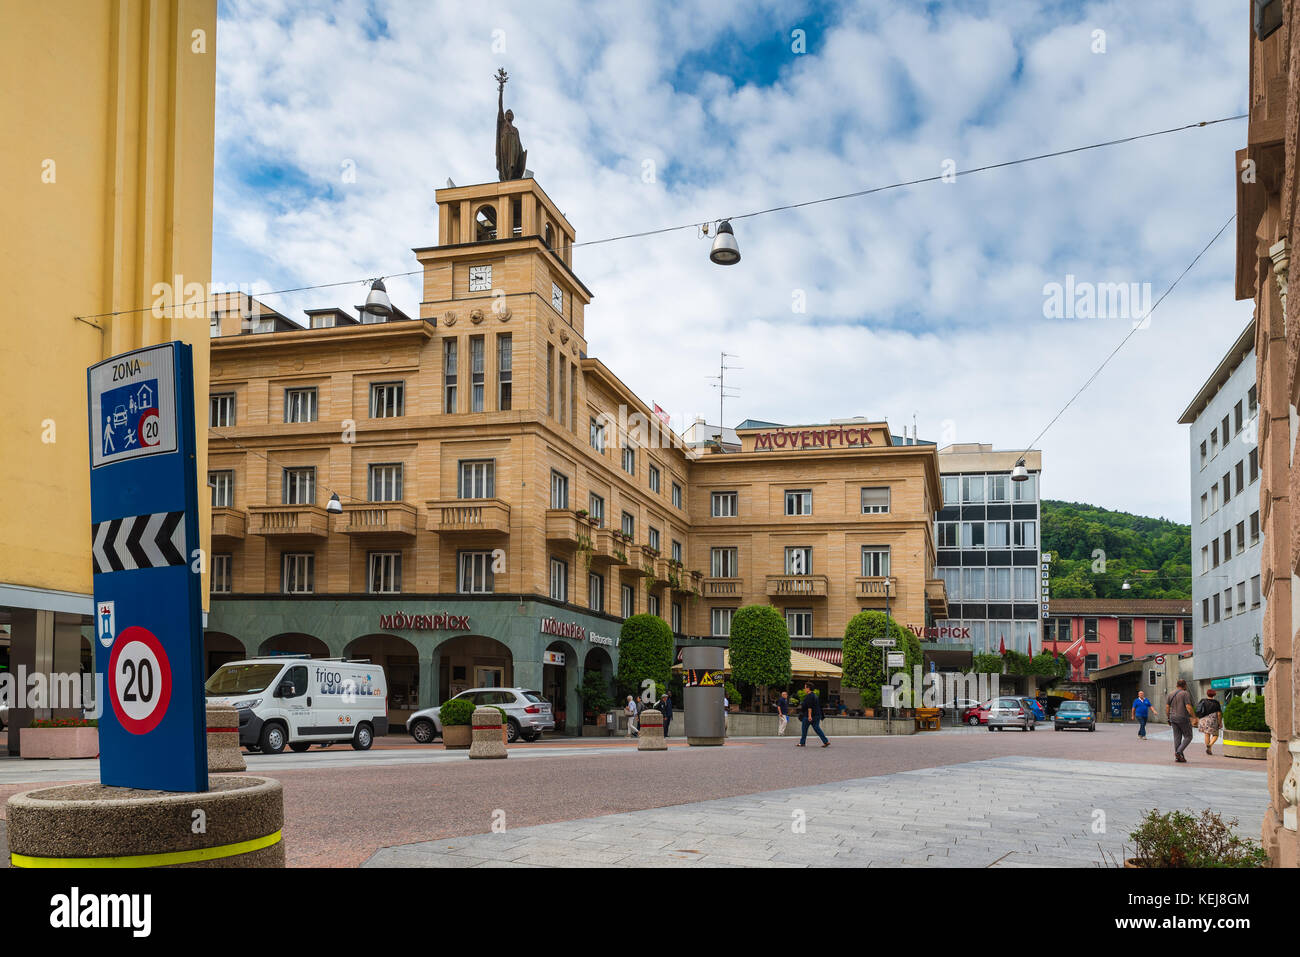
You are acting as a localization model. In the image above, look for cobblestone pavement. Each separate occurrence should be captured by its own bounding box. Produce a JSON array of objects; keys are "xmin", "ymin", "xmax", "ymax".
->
[{"xmin": 361, "ymin": 756, "xmax": 1267, "ymax": 868}]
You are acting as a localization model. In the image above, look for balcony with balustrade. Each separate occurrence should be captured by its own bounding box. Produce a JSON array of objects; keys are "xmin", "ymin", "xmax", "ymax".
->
[
  {"xmin": 211, "ymin": 506, "xmax": 247, "ymax": 541},
  {"xmin": 426, "ymin": 498, "xmax": 511, "ymax": 536},
  {"xmin": 855, "ymin": 576, "xmax": 897, "ymax": 605},
  {"xmin": 248, "ymin": 504, "xmax": 329, "ymax": 541},
  {"xmin": 766, "ymin": 574, "xmax": 829, "ymax": 598},
  {"xmin": 337, "ymin": 502, "xmax": 418, "ymax": 540}
]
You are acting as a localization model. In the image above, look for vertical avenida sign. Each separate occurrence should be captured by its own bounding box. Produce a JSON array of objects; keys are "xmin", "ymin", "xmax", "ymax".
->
[
  {"xmin": 89, "ymin": 343, "xmax": 178, "ymax": 468},
  {"xmin": 1040, "ymin": 552, "xmax": 1052, "ymax": 616}
]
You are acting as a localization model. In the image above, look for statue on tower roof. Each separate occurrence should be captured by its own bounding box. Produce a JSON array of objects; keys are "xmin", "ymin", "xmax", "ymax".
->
[{"xmin": 495, "ymin": 69, "xmax": 527, "ymax": 182}]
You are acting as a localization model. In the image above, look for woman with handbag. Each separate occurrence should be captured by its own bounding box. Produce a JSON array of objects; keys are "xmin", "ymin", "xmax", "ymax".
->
[{"xmin": 1196, "ymin": 688, "xmax": 1223, "ymax": 755}]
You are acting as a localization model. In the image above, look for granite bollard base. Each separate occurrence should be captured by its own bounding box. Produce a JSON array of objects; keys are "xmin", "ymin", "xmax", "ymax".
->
[
  {"xmin": 469, "ymin": 707, "xmax": 508, "ymax": 759},
  {"xmin": 206, "ymin": 704, "xmax": 247, "ymax": 772},
  {"xmin": 637, "ymin": 709, "xmax": 666, "ymax": 751},
  {"xmin": 6, "ymin": 775, "xmax": 284, "ymax": 868}
]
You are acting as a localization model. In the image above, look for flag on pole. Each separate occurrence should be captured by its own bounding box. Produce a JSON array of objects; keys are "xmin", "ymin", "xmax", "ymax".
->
[
  {"xmin": 998, "ymin": 635, "xmax": 1006, "ymax": 655},
  {"xmin": 652, "ymin": 402, "xmax": 670, "ymax": 427},
  {"xmin": 1027, "ymin": 637, "xmax": 1033, "ymax": 659}
]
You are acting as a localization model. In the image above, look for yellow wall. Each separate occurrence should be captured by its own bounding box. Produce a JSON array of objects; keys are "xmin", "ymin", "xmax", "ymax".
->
[{"xmin": 0, "ymin": 0, "xmax": 216, "ymax": 605}]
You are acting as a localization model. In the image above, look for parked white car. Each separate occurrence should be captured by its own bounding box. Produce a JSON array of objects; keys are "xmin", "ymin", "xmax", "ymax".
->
[{"xmin": 407, "ymin": 687, "xmax": 554, "ymax": 744}]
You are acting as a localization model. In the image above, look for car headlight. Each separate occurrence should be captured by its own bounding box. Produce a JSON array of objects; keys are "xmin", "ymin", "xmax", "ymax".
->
[{"xmin": 231, "ymin": 698, "xmax": 262, "ymax": 710}]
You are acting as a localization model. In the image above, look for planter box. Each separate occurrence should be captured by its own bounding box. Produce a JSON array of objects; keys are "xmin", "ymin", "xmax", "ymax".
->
[
  {"xmin": 1222, "ymin": 728, "xmax": 1270, "ymax": 760},
  {"xmin": 20, "ymin": 727, "xmax": 98, "ymax": 759},
  {"xmin": 442, "ymin": 725, "xmax": 472, "ymax": 750}
]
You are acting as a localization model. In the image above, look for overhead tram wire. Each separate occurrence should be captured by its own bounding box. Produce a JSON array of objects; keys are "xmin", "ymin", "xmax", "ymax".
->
[
  {"xmin": 1016, "ymin": 212, "xmax": 1238, "ymax": 460},
  {"xmin": 73, "ymin": 113, "xmax": 1247, "ymax": 323}
]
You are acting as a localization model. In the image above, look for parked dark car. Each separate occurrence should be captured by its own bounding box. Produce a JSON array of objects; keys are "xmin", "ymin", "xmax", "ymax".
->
[{"xmin": 1053, "ymin": 700, "xmax": 1096, "ymax": 731}]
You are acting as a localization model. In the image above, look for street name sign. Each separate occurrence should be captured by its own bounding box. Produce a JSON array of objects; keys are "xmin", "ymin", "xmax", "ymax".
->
[
  {"xmin": 871, "ymin": 638, "xmax": 896, "ymax": 648},
  {"xmin": 88, "ymin": 342, "xmax": 206, "ymax": 792}
]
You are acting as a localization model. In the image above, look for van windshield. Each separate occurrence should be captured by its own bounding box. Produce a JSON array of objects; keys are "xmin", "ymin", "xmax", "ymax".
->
[{"xmin": 205, "ymin": 664, "xmax": 282, "ymax": 696}]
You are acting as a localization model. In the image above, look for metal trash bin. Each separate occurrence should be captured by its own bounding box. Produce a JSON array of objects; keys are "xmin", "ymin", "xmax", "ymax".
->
[{"xmin": 605, "ymin": 710, "xmax": 619, "ymax": 734}]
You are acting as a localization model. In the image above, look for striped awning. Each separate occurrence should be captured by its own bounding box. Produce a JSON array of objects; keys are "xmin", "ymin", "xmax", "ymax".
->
[{"xmin": 800, "ymin": 647, "xmax": 843, "ymax": 666}]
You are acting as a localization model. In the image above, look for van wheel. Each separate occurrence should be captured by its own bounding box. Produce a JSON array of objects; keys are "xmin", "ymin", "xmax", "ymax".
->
[
  {"xmin": 506, "ymin": 719, "xmax": 521, "ymax": 743},
  {"xmin": 259, "ymin": 723, "xmax": 287, "ymax": 755},
  {"xmin": 352, "ymin": 723, "xmax": 374, "ymax": 751},
  {"xmin": 289, "ymin": 742, "xmax": 311, "ymax": 753},
  {"xmin": 410, "ymin": 719, "xmax": 436, "ymax": 744}
]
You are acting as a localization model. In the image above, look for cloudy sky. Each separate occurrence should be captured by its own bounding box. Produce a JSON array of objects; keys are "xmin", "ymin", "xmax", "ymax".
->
[{"xmin": 212, "ymin": 0, "xmax": 1252, "ymax": 523}]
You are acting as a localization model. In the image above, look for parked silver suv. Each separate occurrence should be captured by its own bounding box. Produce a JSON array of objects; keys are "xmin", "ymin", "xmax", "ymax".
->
[{"xmin": 406, "ymin": 688, "xmax": 554, "ymax": 744}]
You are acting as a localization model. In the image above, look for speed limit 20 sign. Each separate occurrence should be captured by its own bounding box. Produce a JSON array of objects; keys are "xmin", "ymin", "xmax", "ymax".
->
[{"xmin": 88, "ymin": 342, "xmax": 206, "ymax": 793}]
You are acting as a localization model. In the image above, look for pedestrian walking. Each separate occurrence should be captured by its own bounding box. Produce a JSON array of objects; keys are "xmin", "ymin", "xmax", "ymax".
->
[
  {"xmin": 659, "ymin": 692, "xmax": 673, "ymax": 738},
  {"xmin": 722, "ymin": 694, "xmax": 729, "ymax": 737},
  {"xmin": 1131, "ymin": 690, "xmax": 1157, "ymax": 740},
  {"xmin": 797, "ymin": 682, "xmax": 829, "ymax": 748},
  {"xmin": 1196, "ymin": 688, "xmax": 1223, "ymax": 755},
  {"xmin": 774, "ymin": 691, "xmax": 790, "ymax": 736},
  {"xmin": 624, "ymin": 695, "xmax": 639, "ymax": 738},
  {"xmin": 1166, "ymin": 679, "xmax": 1197, "ymax": 763}
]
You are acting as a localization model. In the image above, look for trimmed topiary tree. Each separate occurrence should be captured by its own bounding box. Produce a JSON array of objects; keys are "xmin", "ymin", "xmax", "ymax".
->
[
  {"xmin": 1223, "ymin": 694, "xmax": 1268, "ymax": 732},
  {"xmin": 617, "ymin": 613, "xmax": 674, "ymax": 702},
  {"xmin": 842, "ymin": 611, "xmax": 917, "ymax": 708},
  {"xmin": 728, "ymin": 604, "xmax": 792, "ymax": 708}
]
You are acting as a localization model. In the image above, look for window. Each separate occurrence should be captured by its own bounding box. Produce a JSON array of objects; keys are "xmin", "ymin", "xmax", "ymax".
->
[
  {"xmin": 986, "ymin": 521, "xmax": 1010, "ymax": 548},
  {"xmin": 1248, "ymin": 385, "xmax": 1258, "ymax": 416},
  {"xmin": 1250, "ymin": 447, "xmax": 1259, "ymax": 483},
  {"xmin": 1013, "ymin": 567, "xmax": 1036, "ymax": 600},
  {"xmin": 785, "ymin": 546, "xmax": 813, "ymax": 575},
  {"xmin": 1237, "ymin": 521, "xmax": 1246, "ymax": 553},
  {"xmin": 672, "ymin": 482, "xmax": 683, "ymax": 509},
  {"xmin": 1013, "ymin": 520, "xmax": 1037, "ymax": 548},
  {"xmin": 937, "ymin": 521, "xmax": 960, "ymax": 548},
  {"xmin": 987, "ymin": 474, "xmax": 1009, "ymax": 503},
  {"xmin": 370, "ymin": 382, "xmax": 404, "ymax": 418},
  {"xmin": 1252, "ymin": 575, "xmax": 1261, "ymax": 607},
  {"xmin": 588, "ymin": 493, "xmax": 605, "ymax": 528},
  {"xmin": 647, "ymin": 464, "xmax": 661, "ymax": 494},
  {"xmin": 1084, "ymin": 618, "xmax": 1098, "ymax": 641},
  {"xmin": 1237, "ymin": 582, "xmax": 1247, "ymax": 614},
  {"xmin": 550, "ymin": 471, "xmax": 569, "ymax": 510},
  {"xmin": 647, "ymin": 594, "xmax": 660, "ymax": 617},
  {"xmin": 281, "ymin": 553, "xmax": 314, "ymax": 594},
  {"xmin": 671, "ymin": 540, "xmax": 682, "ymax": 563},
  {"xmin": 367, "ymin": 463, "xmax": 403, "ymax": 502},
  {"xmin": 1223, "ymin": 531, "xmax": 1232, "ymax": 561},
  {"xmin": 936, "ymin": 567, "xmax": 959, "ymax": 600},
  {"xmin": 711, "ymin": 491, "xmax": 738, "ymax": 517},
  {"xmin": 1119, "ymin": 619, "xmax": 1133, "ymax": 642},
  {"xmin": 1012, "ymin": 473, "xmax": 1038, "ymax": 502},
  {"xmin": 211, "ymin": 554, "xmax": 231, "ymax": 593},
  {"xmin": 1212, "ymin": 593, "xmax": 1221, "ymax": 622},
  {"xmin": 1211, "ymin": 484, "xmax": 1219, "ymax": 511},
  {"xmin": 1222, "ymin": 415, "xmax": 1231, "ymax": 448},
  {"xmin": 961, "ymin": 568, "xmax": 985, "ymax": 600},
  {"xmin": 1234, "ymin": 400, "xmax": 1243, "ymax": 434},
  {"xmin": 285, "ymin": 387, "xmax": 318, "ymax": 423},
  {"xmin": 549, "ymin": 559, "xmax": 568, "ymax": 602},
  {"xmin": 570, "ymin": 366, "xmax": 577, "ymax": 433},
  {"xmin": 592, "ymin": 575, "xmax": 607, "ymax": 613},
  {"xmin": 210, "ymin": 393, "xmax": 236, "ymax": 427},
  {"xmin": 1200, "ymin": 493, "xmax": 1209, "ymax": 521},
  {"xmin": 458, "ymin": 460, "xmax": 495, "ymax": 498},
  {"xmin": 1223, "ymin": 589, "xmax": 1233, "ymax": 619},
  {"xmin": 860, "ymin": 487, "xmax": 891, "ymax": 513},
  {"xmin": 621, "ymin": 511, "xmax": 635, "ymax": 539},
  {"xmin": 711, "ymin": 607, "xmax": 733, "ymax": 637},
  {"xmin": 1163, "ymin": 620, "xmax": 1176, "ymax": 644},
  {"xmin": 558, "ymin": 355, "xmax": 566, "ymax": 426},
  {"xmin": 367, "ymin": 552, "xmax": 401, "ymax": 594},
  {"xmin": 648, "ymin": 527, "xmax": 660, "ymax": 552},
  {"xmin": 497, "ymin": 334, "xmax": 512, "ymax": 410},
  {"xmin": 1184, "ymin": 620, "xmax": 1193, "ymax": 644},
  {"xmin": 469, "ymin": 264, "xmax": 492, "ymax": 291},
  {"xmin": 672, "ymin": 602, "xmax": 682, "ymax": 634},
  {"xmin": 443, "ymin": 339, "xmax": 458, "ymax": 412},
  {"xmin": 1212, "ymin": 539, "xmax": 1219, "ymax": 567},
  {"xmin": 785, "ymin": 489, "xmax": 812, "ymax": 516},
  {"xmin": 1199, "ymin": 441, "xmax": 1207, "ymax": 470},
  {"xmin": 989, "ymin": 567, "xmax": 1011, "ymax": 600},
  {"xmin": 711, "ymin": 547, "xmax": 738, "ymax": 578},
  {"xmin": 1223, "ymin": 471, "xmax": 1231, "ymax": 503},
  {"xmin": 1202, "ymin": 598, "xmax": 1210, "ymax": 626},
  {"xmin": 786, "ymin": 609, "xmax": 813, "ymax": 638},
  {"xmin": 590, "ymin": 416, "xmax": 607, "ymax": 452},
  {"xmin": 1084, "ymin": 654, "xmax": 1098, "ymax": 673},
  {"xmin": 961, "ymin": 475, "xmax": 984, "ymax": 503},
  {"xmin": 470, "ymin": 336, "xmax": 485, "ymax": 412},
  {"xmin": 1201, "ymin": 546, "xmax": 1209, "ymax": 574},
  {"xmin": 961, "ymin": 521, "xmax": 986, "ymax": 548},
  {"xmin": 458, "ymin": 551, "xmax": 495, "ymax": 594},
  {"xmin": 552, "ymin": 281, "xmax": 563, "ymax": 313},
  {"xmin": 1250, "ymin": 510, "xmax": 1260, "ymax": 544},
  {"xmin": 621, "ymin": 584, "xmax": 634, "ymax": 618},
  {"xmin": 209, "ymin": 470, "xmax": 234, "ymax": 508},
  {"xmin": 942, "ymin": 476, "xmax": 959, "ymax": 505},
  {"xmin": 282, "ymin": 467, "xmax": 315, "ymax": 505},
  {"xmin": 546, "ymin": 344, "xmax": 554, "ymax": 417},
  {"xmin": 622, "ymin": 445, "xmax": 635, "ymax": 475}
]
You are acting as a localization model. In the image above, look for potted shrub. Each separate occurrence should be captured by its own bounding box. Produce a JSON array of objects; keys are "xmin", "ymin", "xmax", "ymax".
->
[
  {"xmin": 439, "ymin": 699, "xmax": 475, "ymax": 750},
  {"xmin": 1221, "ymin": 694, "xmax": 1269, "ymax": 760},
  {"xmin": 20, "ymin": 717, "xmax": 99, "ymax": 759},
  {"xmin": 1123, "ymin": 809, "xmax": 1268, "ymax": 868}
]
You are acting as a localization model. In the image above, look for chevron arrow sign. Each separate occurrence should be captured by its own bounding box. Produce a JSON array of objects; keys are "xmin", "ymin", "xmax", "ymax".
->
[{"xmin": 91, "ymin": 511, "xmax": 186, "ymax": 573}]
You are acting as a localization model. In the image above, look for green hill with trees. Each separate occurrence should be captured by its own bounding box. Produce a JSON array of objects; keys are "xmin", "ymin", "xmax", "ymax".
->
[{"xmin": 1041, "ymin": 500, "xmax": 1191, "ymax": 599}]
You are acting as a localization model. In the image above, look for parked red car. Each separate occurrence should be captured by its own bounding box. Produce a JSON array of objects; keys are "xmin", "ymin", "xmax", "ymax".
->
[{"xmin": 962, "ymin": 700, "xmax": 992, "ymax": 726}]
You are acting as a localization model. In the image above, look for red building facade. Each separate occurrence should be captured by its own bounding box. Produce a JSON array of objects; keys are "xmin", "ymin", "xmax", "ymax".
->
[{"xmin": 1041, "ymin": 599, "xmax": 1193, "ymax": 681}]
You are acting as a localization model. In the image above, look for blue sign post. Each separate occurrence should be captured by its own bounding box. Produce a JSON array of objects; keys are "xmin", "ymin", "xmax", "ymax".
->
[{"xmin": 87, "ymin": 342, "xmax": 207, "ymax": 793}]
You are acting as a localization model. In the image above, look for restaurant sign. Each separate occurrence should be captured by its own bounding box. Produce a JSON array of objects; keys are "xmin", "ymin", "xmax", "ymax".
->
[
  {"xmin": 379, "ymin": 612, "xmax": 471, "ymax": 631},
  {"xmin": 907, "ymin": 624, "xmax": 971, "ymax": 640},
  {"xmin": 752, "ymin": 426, "xmax": 876, "ymax": 452},
  {"xmin": 540, "ymin": 617, "xmax": 587, "ymax": 641}
]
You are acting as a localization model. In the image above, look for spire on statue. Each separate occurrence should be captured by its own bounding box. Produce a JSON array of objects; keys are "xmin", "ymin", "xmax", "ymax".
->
[{"xmin": 495, "ymin": 69, "xmax": 528, "ymax": 182}]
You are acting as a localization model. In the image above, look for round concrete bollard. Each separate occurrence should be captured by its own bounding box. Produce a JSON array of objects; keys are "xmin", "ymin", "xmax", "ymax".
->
[
  {"xmin": 637, "ymin": 708, "xmax": 666, "ymax": 751},
  {"xmin": 6, "ymin": 775, "xmax": 285, "ymax": 868},
  {"xmin": 468, "ymin": 707, "xmax": 508, "ymax": 759},
  {"xmin": 206, "ymin": 704, "xmax": 246, "ymax": 772}
]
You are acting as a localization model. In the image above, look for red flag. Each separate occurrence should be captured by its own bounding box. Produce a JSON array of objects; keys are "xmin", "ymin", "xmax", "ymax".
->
[
  {"xmin": 1027, "ymin": 637, "xmax": 1033, "ymax": 658},
  {"xmin": 998, "ymin": 635, "xmax": 1006, "ymax": 655}
]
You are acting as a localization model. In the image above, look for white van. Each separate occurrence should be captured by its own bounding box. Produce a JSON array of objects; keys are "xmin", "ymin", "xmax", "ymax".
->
[{"xmin": 204, "ymin": 656, "xmax": 388, "ymax": 754}]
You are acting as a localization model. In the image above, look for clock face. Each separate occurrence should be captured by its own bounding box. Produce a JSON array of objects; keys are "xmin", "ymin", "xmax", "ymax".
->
[
  {"xmin": 552, "ymin": 282, "xmax": 563, "ymax": 312},
  {"xmin": 469, "ymin": 265, "xmax": 492, "ymax": 291}
]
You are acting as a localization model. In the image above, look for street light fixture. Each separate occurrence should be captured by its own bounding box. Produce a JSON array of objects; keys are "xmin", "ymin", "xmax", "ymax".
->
[
  {"xmin": 1011, "ymin": 458, "xmax": 1029, "ymax": 482},
  {"xmin": 362, "ymin": 278, "xmax": 394, "ymax": 318},
  {"xmin": 709, "ymin": 220, "xmax": 741, "ymax": 265},
  {"xmin": 326, "ymin": 492, "xmax": 343, "ymax": 514}
]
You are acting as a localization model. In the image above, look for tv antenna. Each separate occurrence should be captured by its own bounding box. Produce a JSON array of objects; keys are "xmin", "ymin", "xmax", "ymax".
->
[{"xmin": 707, "ymin": 351, "xmax": 741, "ymax": 446}]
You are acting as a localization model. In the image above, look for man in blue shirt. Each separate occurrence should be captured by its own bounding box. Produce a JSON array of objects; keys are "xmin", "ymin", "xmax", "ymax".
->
[{"xmin": 1131, "ymin": 691, "xmax": 1157, "ymax": 739}]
